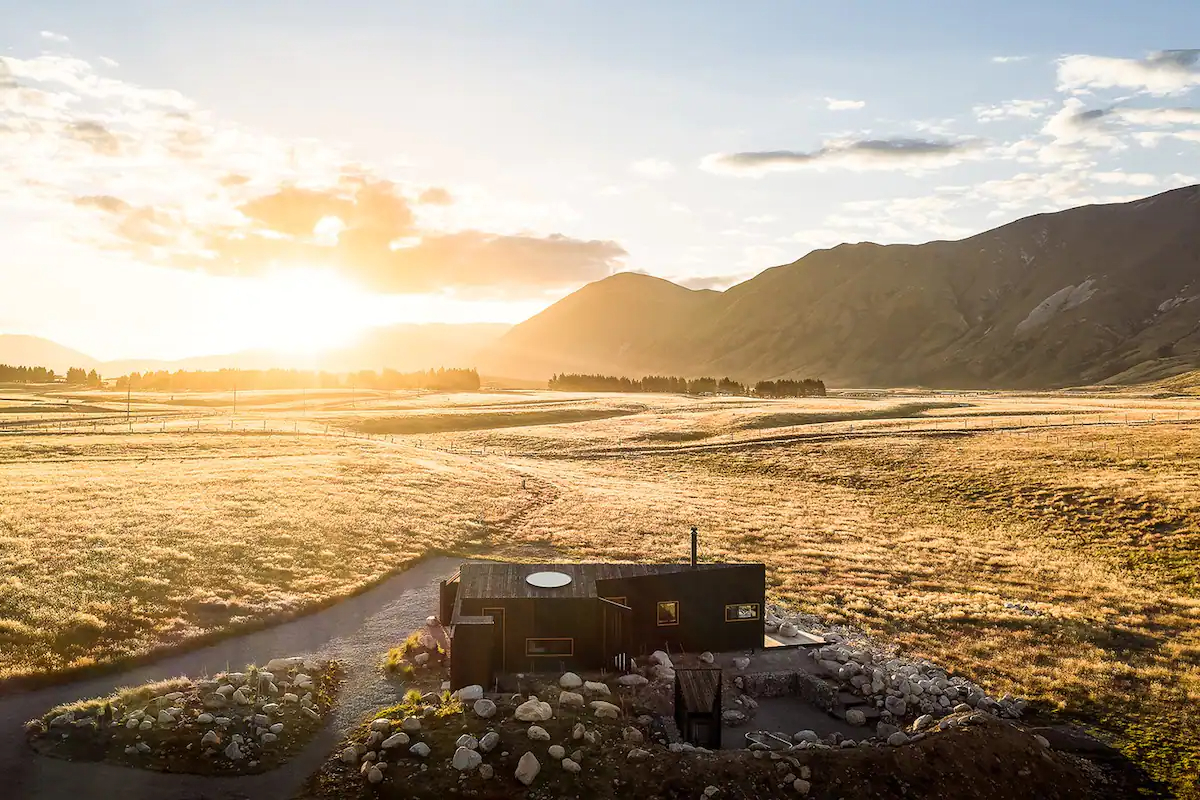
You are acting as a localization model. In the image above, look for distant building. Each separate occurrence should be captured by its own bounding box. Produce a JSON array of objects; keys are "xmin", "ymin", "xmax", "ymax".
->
[{"xmin": 440, "ymin": 531, "xmax": 765, "ymax": 690}]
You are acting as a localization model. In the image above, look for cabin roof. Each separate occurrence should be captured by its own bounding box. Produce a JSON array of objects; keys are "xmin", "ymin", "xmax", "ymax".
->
[{"xmin": 457, "ymin": 561, "xmax": 757, "ymax": 600}]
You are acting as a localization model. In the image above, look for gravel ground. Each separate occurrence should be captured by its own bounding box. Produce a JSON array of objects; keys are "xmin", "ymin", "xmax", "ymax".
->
[{"xmin": 0, "ymin": 556, "xmax": 460, "ymax": 800}]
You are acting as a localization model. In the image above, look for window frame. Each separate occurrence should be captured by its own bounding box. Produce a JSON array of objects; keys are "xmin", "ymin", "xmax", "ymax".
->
[
  {"xmin": 656, "ymin": 600, "xmax": 680, "ymax": 627},
  {"xmin": 602, "ymin": 596, "xmax": 628, "ymax": 607},
  {"xmin": 525, "ymin": 637, "xmax": 574, "ymax": 657},
  {"xmin": 724, "ymin": 602, "xmax": 761, "ymax": 623}
]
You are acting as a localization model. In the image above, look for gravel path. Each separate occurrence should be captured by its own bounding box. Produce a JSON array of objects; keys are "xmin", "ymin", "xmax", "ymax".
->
[{"xmin": 0, "ymin": 556, "xmax": 460, "ymax": 800}]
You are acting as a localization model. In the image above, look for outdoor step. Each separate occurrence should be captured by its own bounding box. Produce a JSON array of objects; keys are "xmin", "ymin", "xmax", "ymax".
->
[{"xmin": 837, "ymin": 691, "xmax": 868, "ymax": 707}]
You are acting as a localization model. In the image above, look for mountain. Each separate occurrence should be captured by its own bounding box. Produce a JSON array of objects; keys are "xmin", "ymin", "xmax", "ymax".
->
[
  {"xmin": 0, "ymin": 323, "xmax": 511, "ymax": 379},
  {"xmin": 480, "ymin": 185, "xmax": 1200, "ymax": 389},
  {"xmin": 0, "ymin": 335, "xmax": 99, "ymax": 373}
]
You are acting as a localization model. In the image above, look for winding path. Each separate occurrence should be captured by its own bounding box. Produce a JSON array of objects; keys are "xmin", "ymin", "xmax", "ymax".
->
[{"xmin": 1, "ymin": 556, "xmax": 461, "ymax": 800}]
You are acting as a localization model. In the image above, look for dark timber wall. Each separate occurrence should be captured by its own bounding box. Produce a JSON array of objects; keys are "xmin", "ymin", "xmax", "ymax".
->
[
  {"xmin": 449, "ymin": 616, "xmax": 493, "ymax": 690},
  {"xmin": 596, "ymin": 564, "xmax": 765, "ymax": 656},
  {"xmin": 458, "ymin": 596, "xmax": 603, "ymax": 674}
]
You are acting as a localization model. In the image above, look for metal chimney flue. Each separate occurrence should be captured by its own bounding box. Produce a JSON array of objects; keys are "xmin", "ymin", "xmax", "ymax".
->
[{"xmin": 690, "ymin": 526, "xmax": 698, "ymax": 567}]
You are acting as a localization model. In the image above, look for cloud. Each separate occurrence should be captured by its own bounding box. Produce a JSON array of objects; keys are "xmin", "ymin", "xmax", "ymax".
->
[
  {"xmin": 824, "ymin": 97, "xmax": 865, "ymax": 111},
  {"xmin": 417, "ymin": 186, "xmax": 453, "ymax": 205},
  {"xmin": 992, "ymin": 56, "xmax": 1028, "ymax": 64},
  {"xmin": 975, "ymin": 99, "xmax": 1053, "ymax": 122},
  {"xmin": 1057, "ymin": 50, "xmax": 1200, "ymax": 96},
  {"xmin": 75, "ymin": 195, "xmax": 132, "ymax": 214},
  {"xmin": 630, "ymin": 158, "xmax": 676, "ymax": 179},
  {"xmin": 40, "ymin": 31, "xmax": 70, "ymax": 44},
  {"xmin": 64, "ymin": 120, "xmax": 121, "ymax": 154},
  {"xmin": 701, "ymin": 137, "xmax": 983, "ymax": 176}
]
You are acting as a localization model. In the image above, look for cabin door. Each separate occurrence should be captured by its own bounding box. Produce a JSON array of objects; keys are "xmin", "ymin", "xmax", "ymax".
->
[
  {"xmin": 600, "ymin": 598, "xmax": 632, "ymax": 673},
  {"xmin": 483, "ymin": 607, "xmax": 505, "ymax": 674}
]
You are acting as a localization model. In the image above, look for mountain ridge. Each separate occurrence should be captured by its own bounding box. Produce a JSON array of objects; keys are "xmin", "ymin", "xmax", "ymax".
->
[{"xmin": 479, "ymin": 184, "xmax": 1200, "ymax": 388}]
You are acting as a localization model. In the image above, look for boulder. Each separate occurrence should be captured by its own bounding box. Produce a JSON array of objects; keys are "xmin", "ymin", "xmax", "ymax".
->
[
  {"xmin": 572, "ymin": 722, "xmax": 586, "ymax": 740},
  {"xmin": 559, "ymin": 691, "xmax": 585, "ymax": 708},
  {"xmin": 884, "ymin": 696, "xmax": 907, "ymax": 717},
  {"xmin": 559, "ymin": 672, "xmax": 583, "ymax": 689},
  {"xmin": 452, "ymin": 746, "xmax": 483, "ymax": 771},
  {"xmin": 479, "ymin": 764, "xmax": 494, "ymax": 779},
  {"xmin": 590, "ymin": 701, "xmax": 621, "ymax": 720},
  {"xmin": 622, "ymin": 726, "xmax": 644, "ymax": 743},
  {"xmin": 340, "ymin": 746, "xmax": 357, "ymax": 764},
  {"xmin": 779, "ymin": 622, "xmax": 799, "ymax": 638},
  {"xmin": 722, "ymin": 709, "xmax": 747, "ymax": 726},
  {"xmin": 261, "ymin": 732, "xmax": 278, "ymax": 744},
  {"xmin": 231, "ymin": 689, "xmax": 251, "ymax": 705},
  {"xmin": 473, "ymin": 698, "xmax": 497, "ymax": 719},
  {"xmin": 912, "ymin": 714, "xmax": 935, "ymax": 732},
  {"xmin": 733, "ymin": 657, "xmax": 751, "ymax": 671},
  {"xmin": 548, "ymin": 744, "xmax": 565, "ymax": 760},
  {"xmin": 627, "ymin": 748, "xmax": 650, "ymax": 762},
  {"xmin": 562, "ymin": 757, "xmax": 581, "ymax": 773},
  {"xmin": 650, "ymin": 650, "xmax": 674, "ymax": 669},
  {"xmin": 413, "ymin": 652, "xmax": 430, "ymax": 667},
  {"xmin": 515, "ymin": 699, "xmax": 553, "ymax": 722},
  {"xmin": 479, "ymin": 731, "xmax": 500, "ymax": 753},
  {"xmin": 302, "ymin": 707, "xmax": 320, "ymax": 721},
  {"xmin": 699, "ymin": 651, "xmax": 715, "ymax": 665},
  {"xmin": 401, "ymin": 716, "xmax": 422, "ymax": 732},
  {"xmin": 201, "ymin": 730, "xmax": 220, "ymax": 747},
  {"xmin": 887, "ymin": 732, "xmax": 910, "ymax": 746},
  {"xmin": 157, "ymin": 710, "xmax": 175, "ymax": 725},
  {"xmin": 265, "ymin": 656, "xmax": 305, "ymax": 672},
  {"xmin": 409, "ymin": 742, "xmax": 431, "ymax": 758},
  {"xmin": 527, "ymin": 725, "xmax": 551, "ymax": 741},
  {"xmin": 794, "ymin": 778, "xmax": 812, "ymax": 795},
  {"xmin": 453, "ymin": 685, "xmax": 483, "ymax": 702},
  {"xmin": 371, "ymin": 718, "xmax": 392, "ymax": 732},
  {"xmin": 367, "ymin": 766, "xmax": 383, "ymax": 784},
  {"xmin": 652, "ymin": 664, "xmax": 676, "ymax": 682},
  {"xmin": 224, "ymin": 741, "xmax": 244, "ymax": 760},
  {"xmin": 616, "ymin": 674, "xmax": 648, "ymax": 688},
  {"xmin": 845, "ymin": 709, "xmax": 866, "ymax": 726},
  {"xmin": 515, "ymin": 751, "xmax": 541, "ymax": 786},
  {"xmin": 196, "ymin": 713, "xmax": 215, "ymax": 724},
  {"xmin": 583, "ymin": 681, "xmax": 610, "ymax": 696},
  {"xmin": 382, "ymin": 732, "xmax": 410, "ymax": 749},
  {"xmin": 261, "ymin": 703, "xmax": 280, "ymax": 714},
  {"xmin": 793, "ymin": 730, "xmax": 819, "ymax": 744}
]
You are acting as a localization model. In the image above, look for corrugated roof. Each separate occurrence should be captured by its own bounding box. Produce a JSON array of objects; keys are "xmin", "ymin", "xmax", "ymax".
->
[{"xmin": 457, "ymin": 561, "xmax": 750, "ymax": 600}]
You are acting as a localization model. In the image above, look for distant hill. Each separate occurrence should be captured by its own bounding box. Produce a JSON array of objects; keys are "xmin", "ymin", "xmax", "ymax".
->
[
  {"xmin": 480, "ymin": 185, "xmax": 1200, "ymax": 389},
  {"xmin": 0, "ymin": 323, "xmax": 511, "ymax": 379},
  {"xmin": 0, "ymin": 335, "xmax": 99, "ymax": 373}
]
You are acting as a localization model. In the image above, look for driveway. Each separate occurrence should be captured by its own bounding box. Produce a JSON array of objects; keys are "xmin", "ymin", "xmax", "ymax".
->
[{"xmin": 1, "ymin": 556, "xmax": 461, "ymax": 800}]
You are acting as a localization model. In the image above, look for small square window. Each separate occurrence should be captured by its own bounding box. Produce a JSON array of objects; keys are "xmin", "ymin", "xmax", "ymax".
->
[
  {"xmin": 657, "ymin": 601, "xmax": 679, "ymax": 626},
  {"xmin": 725, "ymin": 603, "xmax": 760, "ymax": 622}
]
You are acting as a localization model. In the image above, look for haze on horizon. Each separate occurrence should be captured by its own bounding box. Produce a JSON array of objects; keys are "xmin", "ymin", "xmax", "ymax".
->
[{"xmin": 2, "ymin": 0, "xmax": 1199, "ymax": 361}]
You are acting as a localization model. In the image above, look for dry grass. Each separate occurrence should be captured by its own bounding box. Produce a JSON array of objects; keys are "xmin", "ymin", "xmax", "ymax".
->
[{"xmin": 4, "ymin": 387, "xmax": 1200, "ymax": 794}]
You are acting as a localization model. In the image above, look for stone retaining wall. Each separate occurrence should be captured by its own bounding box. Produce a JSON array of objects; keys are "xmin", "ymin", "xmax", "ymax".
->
[{"xmin": 738, "ymin": 671, "xmax": 836, "ymax": 712}]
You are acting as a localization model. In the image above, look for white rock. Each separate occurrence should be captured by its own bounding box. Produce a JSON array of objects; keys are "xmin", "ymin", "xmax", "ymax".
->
[
  {"xmin": 452, "ymin": 746, "xmax": 482, "ymax": 771},
  {"xmin": 367, "ymin": 765, "xmax": 383, "ymax": 784},
  {"xmin": 845, "ymin": 709, "xmax": 866, "ymax": 726},
  {"xmin": 733, "ymin": 657, "xmax": 751, "ymax": 670},
  {"xmin": 401, "ymin": 716, "xmax": 422, "ymax": 732},
  {"xmin": 231, "ymin": 689, "xmax": 251, "ymax": 705},
  {"xmin": 479, "ymin": 731, "xmax": 500, "ymax": 753},
  {"xmin": 409, "ymin": 741, "xmax": 431, "ymax": 758},
  {"xmin": 590, "ymin": 701, "xmax": 621, "ymax": 719},
  {"xmin": 887, "ymin": 732, "xmax": 910, "ymax": 746},
  {"xmin": 261, "ymin": 732, "xmax": 278, "ymax": 744},
  {"xmin": 704, "ymin": 787, "xmax": 719, "ymax": 797},
  {"xmin": 561, "ymin": 757, "xmax": 581, "ymax": 773},
  {"xmin": 413, "ymin": 652, "xmax": 430, "ymax": 667},
  {"xmin": 559, "ymin": 672, "xmax": 583, "ymax": 689},
  {"xmin": 196, "ymin": 713, "xmax": 215, "ymax": 724},
  {"xmin": 269, "ymin": 723, "xmax": 284, "ymax": 734},
  {"xmin": 302, "ymin": 707, "xmax": 320, "ymax": 721},
  {"xmin": 548, "ymin": 744, "xmax": 565, "ymax": 760},
  {"xmin": 794, "ymin": 778, "xmax": 811, "ymax": 795},
  {"xmin": 156, "ymin": 710, "xmax": 175, "ymax": 725},
  {"xmin": 652, "ymin": 664, "xmax": 676, "ymax": 682},
  {"xmin": 515, "ymin": 751, "xmax": 541, "ymax": 786},
  {"xmin": 793, "ymin": 730, "xmax": 818, "ymax": 744},
  {"xmin": 265, "ymin": 657, "xmax": 305, "ymax": 672},
  {"xmin": 479, "ymin": 763, "xmax": 494, "ymax": 779},
  {"xmin": 527, "ymin": 725, "xmax": 551, "ymax": 741},
  {"xmin": 382, "ymin": 732, "xmax": 410, "ymax": 749},
  {"xmin": 216, "ymin": 685, "xmax": 235, "ymax": 697},
  {"xmin": 456, "ymin": 734, "xmax": 479, "ymax": 750},
  {"xmin": 572, "ymin": 722, "xmax": 585, "ymax": 740},
  {"xmin": 370, "ymin": 718, "xmax": 392, "ymax": 732},
  {"xmin": 650, "ymin": 650, "xmax": 674, "ymax": 669},
  {"xmin": 282, "ymin": 693, "xmax": 299, "ymax": 704},
  {"xmin": 627, "ymin": 748, "xmax": 650, "ymax": 762},
  {"xmin": 583, "ymin": 681, "xmax": 610, "ymax": 696},
  {"xmin": 515, "ymin": 699, "xmax": 553, "ymax": 722},
  {"xmin": 139, "ymin": 720, "xmax": 153, "ymax": 731},
  {"xmin": 224, "ymin": 741, "xmax": 244, "ymax": 760},
  {"xmin": 453, "ymin": 685, "xmax": 483, "ymax": 702},
  {"xmin": 559, "ymin": 691, "xmax": 585, "ymax": 708},
  {"xmin": 474, "ymin": 698, "xmax": 497, "ymax": 719},
  {"xmin": 136, "ymin": 741, "xmax": 151, "ymax": 753},
  {"xmin": 622, "ymin": 726, "xmax": 644, "ymax": 743},
  {"xmin": 1035, "ymin": 734, "xmax": 1050, "ymax": 748},
  {"xmin": 261, "ymin": 703, "xmax": 280, "ymax": 714},
  {"xmin": 699, "ymin": 651, "xmax": 715, "ymax": 665},
  {"xmin": 125, "ymin": 718, "xmax": 139, "ymax": 729},
  {"xmin": 341, "ymin": 747, "xmax": 358, "ymax": 764},
  {"xmin": 124, "ymin": 745, "xmax": 138, "ymax": 755},
  {"xmin": 616, "ymin": 674, "xmax": 648, "ymax": 688},
  {"xmin": 201, "ymin": 730, "xmax": 220, "ymax": 746}
]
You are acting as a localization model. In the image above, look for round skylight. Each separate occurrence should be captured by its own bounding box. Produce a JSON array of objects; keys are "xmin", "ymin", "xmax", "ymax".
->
[{"xmin": 526, "ymin": 571, "xmax": 572, "ymax": 589}]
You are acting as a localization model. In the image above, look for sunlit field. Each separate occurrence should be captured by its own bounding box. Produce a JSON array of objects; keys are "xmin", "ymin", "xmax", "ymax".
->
[{"xmin": 3, "ymin": 385, "xmax": 1200, "ymax": 794}]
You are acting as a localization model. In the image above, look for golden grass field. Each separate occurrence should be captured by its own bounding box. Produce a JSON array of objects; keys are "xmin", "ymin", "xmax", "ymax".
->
[{"xmin": 2, "ymin": 384, "xmax": 1200, "ymax": 795}]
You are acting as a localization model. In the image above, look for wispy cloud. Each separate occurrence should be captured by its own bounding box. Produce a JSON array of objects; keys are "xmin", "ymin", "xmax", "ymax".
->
[
  {"xmin": 701, "ymin": 137, "xmax": 983, "ymax": 176},
  {"xmin": 630, "ymin": 158, "xmax": 676, "ymax": 179},
  {"xmin": 39, "ymin": 31, "xmax": 69, "ymax": 44},
  {"xmin": 824, "ymin": 97, "xmax": 865, "ymax": 111},
  {"xmin": 1057, "ymin": 50, "xmax": 1200, "ymax": 96},
  {"xmin": 991, "ymin": 56, "xmax": 1028, "ymax": 64},
  {"xmin": 975, "ymin": 99, "xmax": 1053, "ymax": 122}
]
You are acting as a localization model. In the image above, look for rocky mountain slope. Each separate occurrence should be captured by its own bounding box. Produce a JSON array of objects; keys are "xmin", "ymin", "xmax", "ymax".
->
[{"xmin": 480, "ymin": 185, "xmax": 1200, "ymax": 388}]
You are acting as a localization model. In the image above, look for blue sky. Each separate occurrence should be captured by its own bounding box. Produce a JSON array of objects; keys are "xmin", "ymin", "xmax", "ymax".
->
[{"xmin": 2, "ymin": 1, "xmax": 1199, "ymax": 358}]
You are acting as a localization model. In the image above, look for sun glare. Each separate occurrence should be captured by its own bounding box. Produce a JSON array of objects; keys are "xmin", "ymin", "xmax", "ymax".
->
[{"xmin": 240, "ymin": 267, "xmax": 389, "ymax": 355}]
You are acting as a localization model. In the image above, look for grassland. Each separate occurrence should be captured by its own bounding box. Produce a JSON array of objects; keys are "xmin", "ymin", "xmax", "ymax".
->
[{"xmin": 2, "ymin": 384, "xmax": 1200, "ymax": 795}]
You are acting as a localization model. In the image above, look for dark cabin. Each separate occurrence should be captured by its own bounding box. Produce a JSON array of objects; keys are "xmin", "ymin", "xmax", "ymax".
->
[{"xmin": 441, "ymin": 537, "xmax": 765, "ymax": 690}]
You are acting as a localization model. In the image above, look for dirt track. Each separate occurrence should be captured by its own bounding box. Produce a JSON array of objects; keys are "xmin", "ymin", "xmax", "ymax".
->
[{"xmin": 0, "ymin": 557, "xmax": 459, "ymax": 800}]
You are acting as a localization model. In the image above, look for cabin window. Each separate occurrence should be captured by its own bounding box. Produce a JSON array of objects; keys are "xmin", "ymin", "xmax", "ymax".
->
[
  {"xmin": 725, "ymin": 603, "xmax": 760, "ymax": 622},
  {"xmin": 602, "ymin": 596, "xmax": 628, "ymax": 607},
  {"xmin": 525, "ymin": 638, "xmax": 574, "ymax": 657},
  {"xmin": 657, "ymin": 601, "xmax": 679, "ymax": 626}
]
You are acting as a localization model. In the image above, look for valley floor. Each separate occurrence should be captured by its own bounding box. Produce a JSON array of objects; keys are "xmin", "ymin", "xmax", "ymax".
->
[{"xmin": 1, "ymin": 386, "xmax": 1198, "ymax": 796}]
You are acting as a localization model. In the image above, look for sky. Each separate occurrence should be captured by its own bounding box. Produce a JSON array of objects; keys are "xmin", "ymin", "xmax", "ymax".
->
[{"xmin": 2, "ymin": 0, "xmax": 1199, "ymax": 360}]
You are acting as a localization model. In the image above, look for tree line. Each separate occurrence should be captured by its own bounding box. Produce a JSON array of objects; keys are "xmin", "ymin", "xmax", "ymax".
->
[
  {"xmin": 114, "ymin": 367, "xmax": 480, "ymax": 392},
  {"xmin": 548, "ymin": 373, "xmax": 826, "ymax": 397},
  {"xmin": 0, "ymin": 364, "xmax": 101, "ymax": 385}
]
